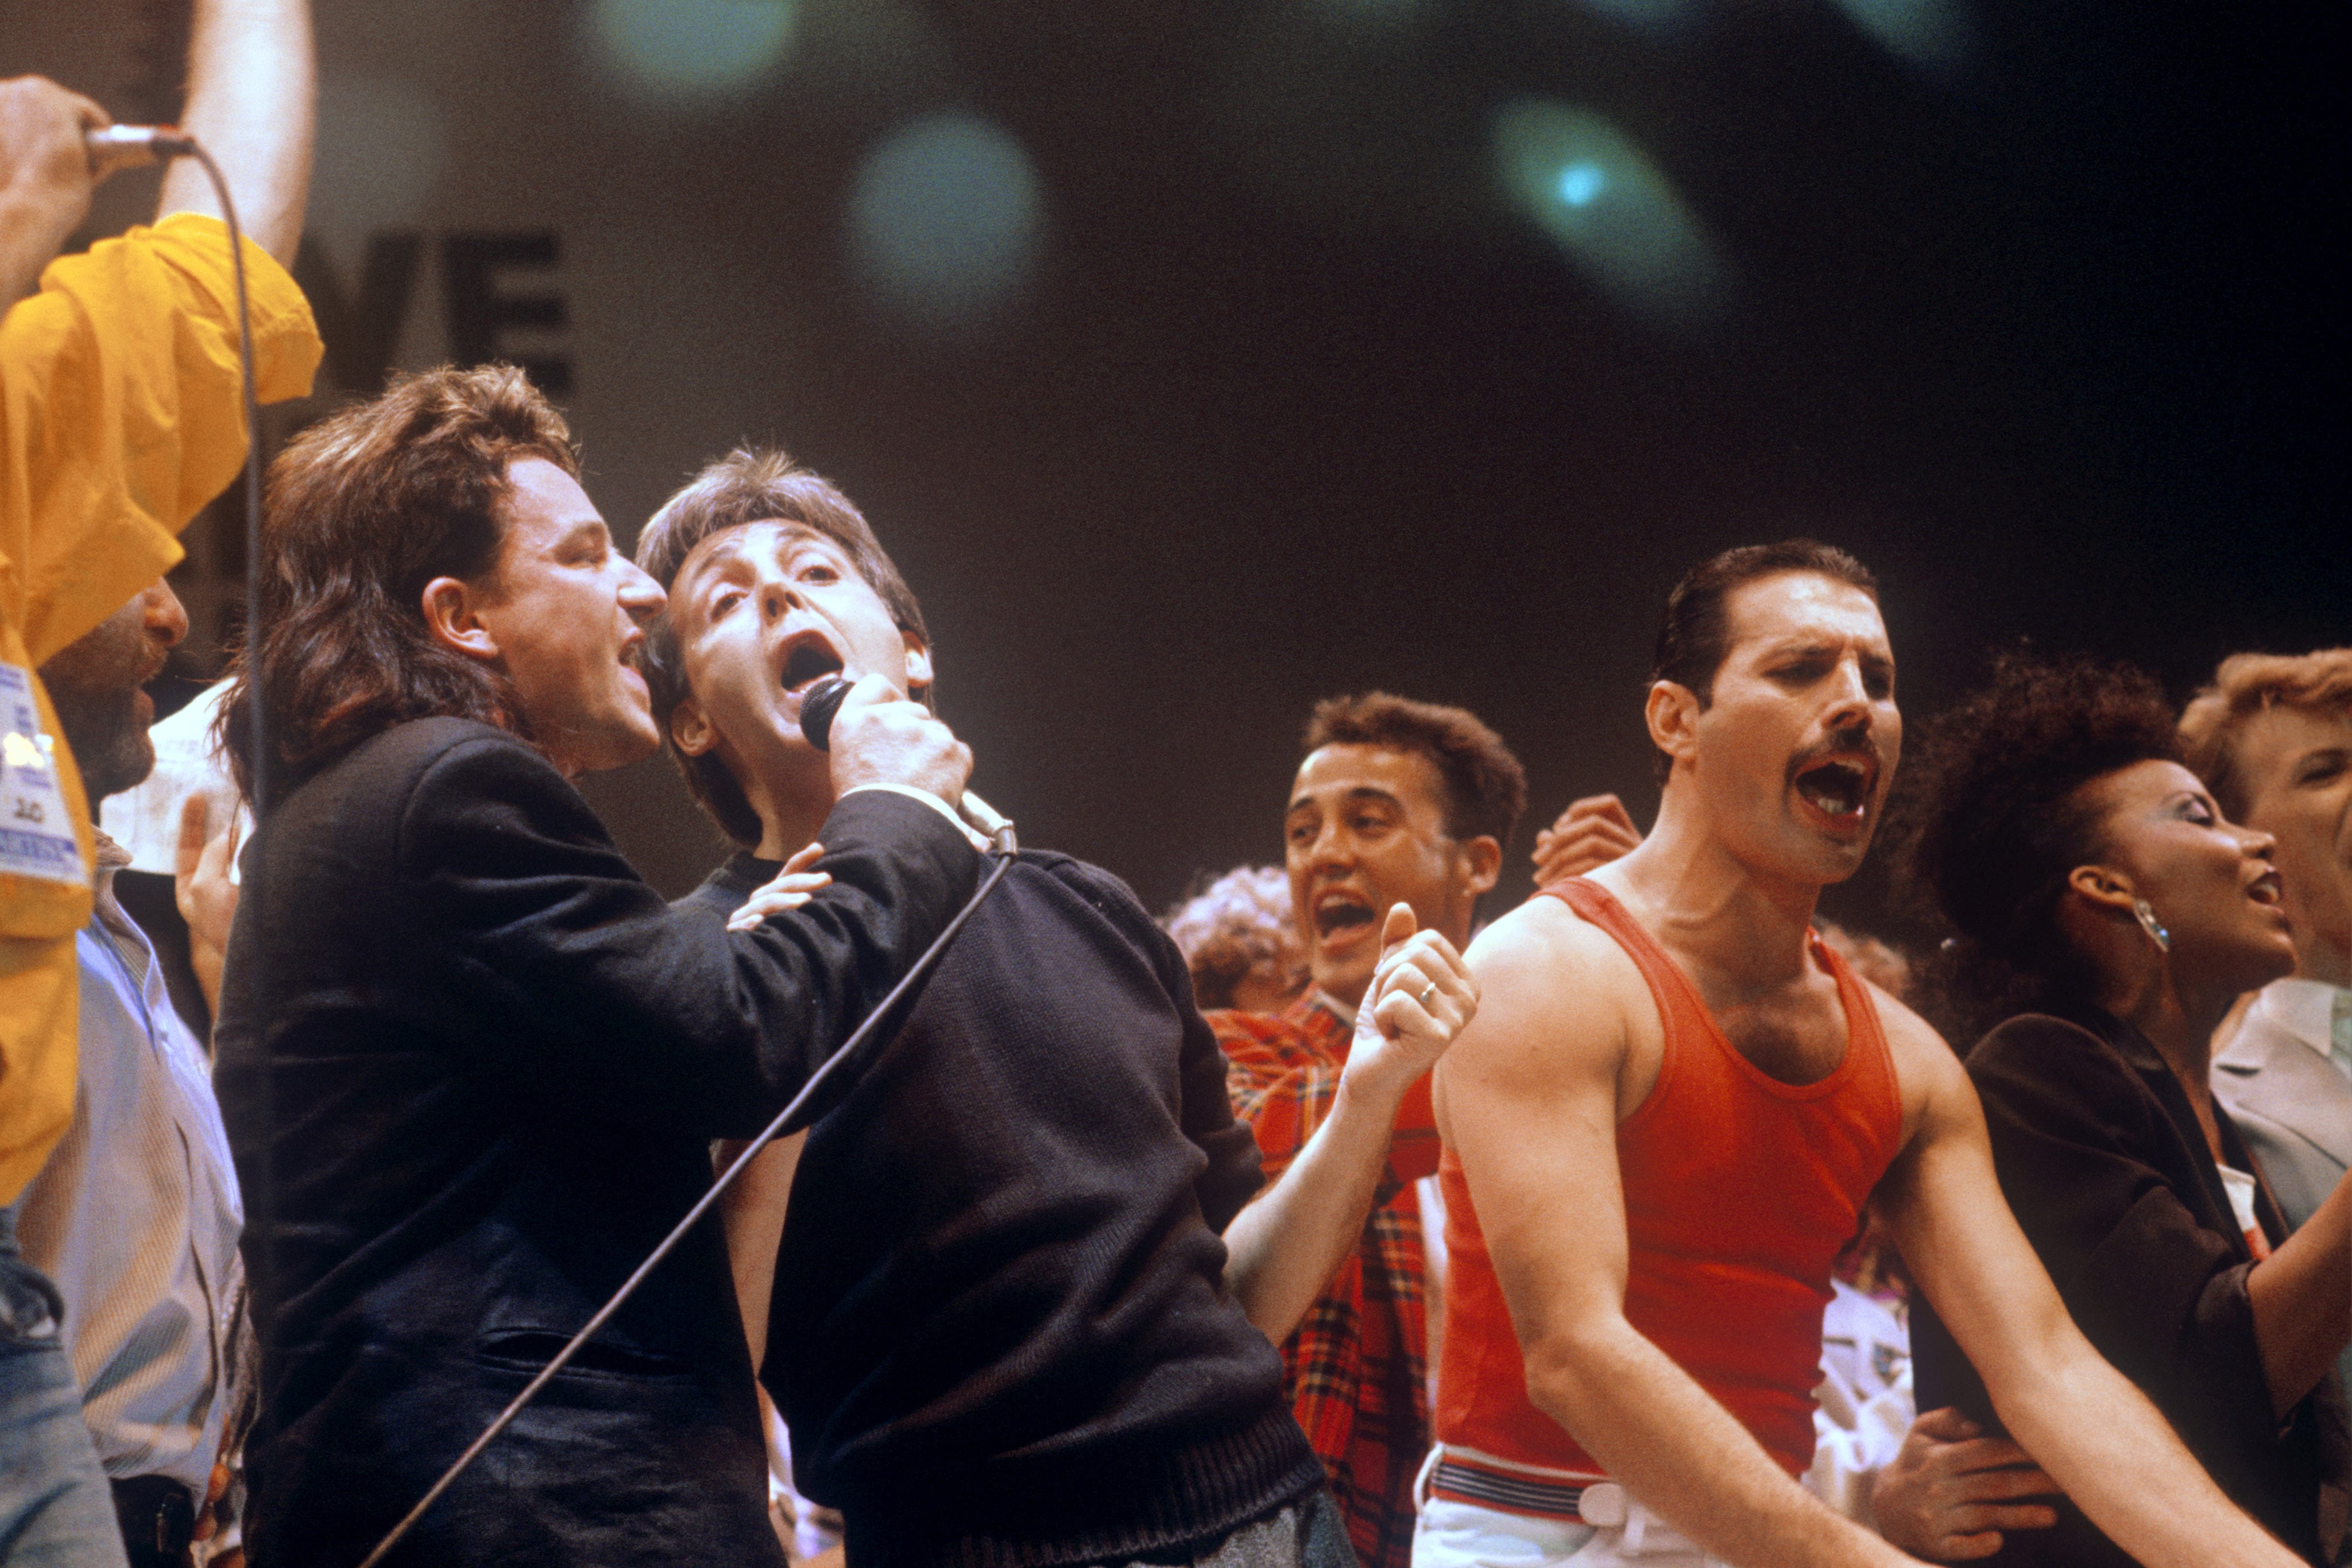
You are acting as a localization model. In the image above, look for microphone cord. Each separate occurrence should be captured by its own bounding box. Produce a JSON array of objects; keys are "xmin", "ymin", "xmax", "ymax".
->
[
  {"xmin": 357, "ymin": 833, "xmax": 1017, "ymax": 1568},
  {"xmin": 137, "ymin": 130, "xmax": 282, "ymax": 1382},
  {"xmin": 131, "ymin": 130, "xmax": 1015, "ymax": 1567}
]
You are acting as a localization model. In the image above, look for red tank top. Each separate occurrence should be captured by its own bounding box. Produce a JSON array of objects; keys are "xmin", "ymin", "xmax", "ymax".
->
[{"xmin": 1433, "ymin": 877, "xmax": 1903, "ymax": 1507}]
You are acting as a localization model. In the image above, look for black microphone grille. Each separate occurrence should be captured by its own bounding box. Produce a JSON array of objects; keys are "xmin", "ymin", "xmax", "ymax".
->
[{"xmin": 798, "ymin": 675, "xmax": 853, "ymax": 752}]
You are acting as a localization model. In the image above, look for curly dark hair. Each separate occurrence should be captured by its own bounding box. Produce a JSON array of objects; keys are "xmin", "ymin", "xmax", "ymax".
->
[{"xmin": 1894, "ymin": 650, "xmax": 2181, "ymax": 1039}]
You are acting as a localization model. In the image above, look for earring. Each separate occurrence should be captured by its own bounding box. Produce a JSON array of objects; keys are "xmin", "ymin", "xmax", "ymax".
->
[{"xmin": 2132, "ymin": 897, "xmax": 2171, "ymax": 953}]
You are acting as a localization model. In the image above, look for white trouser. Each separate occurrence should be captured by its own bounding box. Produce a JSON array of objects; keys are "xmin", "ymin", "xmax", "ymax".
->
[{"xmin": 1410, "ymin": 1449, "xmax": 1725, "ymax": 1568}]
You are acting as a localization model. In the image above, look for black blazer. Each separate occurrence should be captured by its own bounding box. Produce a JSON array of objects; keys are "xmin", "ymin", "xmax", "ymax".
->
[
  {"xmin": 1911, "ymin": 1002, "xmax": 2349, "ymax": 1566},
  {"xmin": 214, "ymin": 719, "xmax": 980, "ymax": 1568}
]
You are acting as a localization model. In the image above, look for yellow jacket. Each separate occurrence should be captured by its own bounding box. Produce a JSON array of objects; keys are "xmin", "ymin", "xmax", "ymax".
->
[{"xmin": 0, "ymin": 213, "xmax": 320, "ymax": 1203}]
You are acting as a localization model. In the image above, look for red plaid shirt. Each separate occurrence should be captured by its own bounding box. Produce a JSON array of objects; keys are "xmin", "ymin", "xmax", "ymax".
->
[{"xmin": 1213, "ymin": 997, "xmax": 1440, "ymax": 1568}]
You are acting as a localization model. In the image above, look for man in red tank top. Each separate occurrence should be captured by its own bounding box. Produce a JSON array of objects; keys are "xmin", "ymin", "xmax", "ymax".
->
[{"xmin": 1423, "ymin": 541, "xmax": 2304, "ymax": 1568}]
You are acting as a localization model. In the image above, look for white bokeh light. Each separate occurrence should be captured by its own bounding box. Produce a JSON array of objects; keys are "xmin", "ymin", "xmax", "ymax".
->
[
  {"xmin": 1494, "ymin": 99, "xmax": 1727, "ymax": 326},
  {"xmin": 590, "ymin": 0, "xmax": 799, "ymax": 98},
  {"xmin": 846, "ymin": 112, "xmax": 1045, "ymax": 328}
]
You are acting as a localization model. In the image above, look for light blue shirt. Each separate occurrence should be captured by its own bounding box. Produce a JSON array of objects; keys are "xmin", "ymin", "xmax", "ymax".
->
[{"xmin": 14, "ymin": 835, "xmax": 243, "ymax": 1493}]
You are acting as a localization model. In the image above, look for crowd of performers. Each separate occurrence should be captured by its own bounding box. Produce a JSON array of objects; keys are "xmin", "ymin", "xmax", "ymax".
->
[{"xmin": 3, "ymin": 7, "xmax": 2348, "ymax": 1567}]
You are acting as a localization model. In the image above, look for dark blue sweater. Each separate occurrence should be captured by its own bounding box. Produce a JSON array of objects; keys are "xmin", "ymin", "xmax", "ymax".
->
[{"xmin": 683, "ymin": 847, "xmax": 1324, "ymax": 1568}]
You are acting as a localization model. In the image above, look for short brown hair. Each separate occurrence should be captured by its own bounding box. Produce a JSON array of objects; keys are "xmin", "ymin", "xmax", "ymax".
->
[
  {"xmin": 2178, "ymin": 648, "xmax": 2352, "ymax": 819},
  {"xmin": 1649, "ymin": 540, "xmax": 1879, "ymax": 781},
  {"xmin": 1302, "ymin": 692, "xmax": 1527, "ymax": 850},
  {"xmin": 219, "ymin": 364, "xmax": 575, "ymax": 804},
  {"xmin": 635, "ymin": 448, "xmax": 929, "ymax": 848}
]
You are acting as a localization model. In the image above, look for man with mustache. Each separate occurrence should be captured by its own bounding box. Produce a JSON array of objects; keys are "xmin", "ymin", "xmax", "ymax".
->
[
  {"xmin": 1211, "ymin": 693, "xmax": 1523, "ymax": 1568},
  {"xmin": 1424, "ymin": 540, "xmax": 2306, "ymax": 1567},
  {"xmin": 635, "ymin": 448, "xmax": 1479, "ymax": 1568}
]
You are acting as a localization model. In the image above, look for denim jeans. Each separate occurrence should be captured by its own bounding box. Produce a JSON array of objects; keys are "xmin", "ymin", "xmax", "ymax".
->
[{"xmin": 0, "ymin": 1199, "xmax": 129, "ymax": 1567}]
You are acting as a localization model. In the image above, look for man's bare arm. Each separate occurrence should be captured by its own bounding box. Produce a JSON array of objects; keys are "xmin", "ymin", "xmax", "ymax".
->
[
  {"xmin": 1440, "ymin": 903, "xmax": 1912, "ymax": 1568},
  {"xmin": 158, "ymin": 0, "xmax": 314, "ymax": 264},
  {"xmin": 1225, "ymin": 908, "xmax": 1474, "ymax": 1343},
  {"xmin": 0, "ymin": 76, "xmax": 105, "ymax": 301},
  {"xmin": 1875, "ymin": 1006, "xmax": 2299, "ymax": 1568}
]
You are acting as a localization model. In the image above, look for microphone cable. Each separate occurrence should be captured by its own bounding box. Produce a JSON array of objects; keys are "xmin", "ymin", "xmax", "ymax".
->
[
  {"xmin": 364, "ymin": 668, "xmax": 1013, "ymax": 1568},
  {"xmin": 358, "ymin": 829, "xmax": 1015, "ymax": 1567},
  {"xmin": 96, "ymin": 125, "xmax": 1018, "ymax": 1568},
  {"xmin": 86, "ymin": 122, "xmax": 280, "ymax": 1363}
]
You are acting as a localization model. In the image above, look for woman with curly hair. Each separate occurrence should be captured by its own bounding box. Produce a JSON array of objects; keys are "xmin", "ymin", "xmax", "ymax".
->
[{"xmin": 1900, "ymin": 652, "xmax": 2351, "ymax": 1566}]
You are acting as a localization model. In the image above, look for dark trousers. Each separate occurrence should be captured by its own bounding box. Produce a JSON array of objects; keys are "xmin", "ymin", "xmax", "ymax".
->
[{"xmin": 110, "ymin": 1475, "xmax": 196, "ymax": 1568}]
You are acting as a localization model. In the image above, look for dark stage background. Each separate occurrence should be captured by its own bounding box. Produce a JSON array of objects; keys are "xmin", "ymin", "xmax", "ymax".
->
[{"xmin": 10, "ymin": 0, "xmax": 2345, "ymax": 939}]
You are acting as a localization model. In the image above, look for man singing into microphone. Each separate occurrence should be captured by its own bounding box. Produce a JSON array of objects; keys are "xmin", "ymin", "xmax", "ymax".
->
[
  {"xmin": 212, "ymin": 368, "xmax": 983, "ymax": 1567},
  {"xmin": 635, "ymin": 447, "xmax": 1479, "ymax": 1568}
]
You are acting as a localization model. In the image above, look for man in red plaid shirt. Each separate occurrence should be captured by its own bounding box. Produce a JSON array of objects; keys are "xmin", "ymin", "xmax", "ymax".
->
[{"xmin": 1212, "ymin": 694, "xmax": 1527, "ymax": 1568}]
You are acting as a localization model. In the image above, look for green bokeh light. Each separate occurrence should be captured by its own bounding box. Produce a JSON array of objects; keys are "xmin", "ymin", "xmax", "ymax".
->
[
  {"xmin": 591, "ymin": 0, "xmax": 799, "ymax": 96},
  {"xmin": 1494, "ymin": 99, "xmax": 1726, "ymax": 326}
]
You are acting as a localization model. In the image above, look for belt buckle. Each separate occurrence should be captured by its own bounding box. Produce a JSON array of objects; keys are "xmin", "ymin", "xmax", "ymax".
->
[{"xmin": 1575, "ymin": 1481, "xmax": 1626, "ymax": 1528}]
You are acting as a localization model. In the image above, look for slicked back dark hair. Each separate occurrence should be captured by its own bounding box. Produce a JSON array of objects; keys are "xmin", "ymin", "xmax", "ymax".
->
[
  {"xmin": 217, "ymin": 363, "xmax": 574, "ymax": 805},
  {"xmin": 635, "ymin": 447, "xmax": 928, "ymax": 849},
  {"xmin": 1896, "ymin": 650, "xmax": 2181, "ymax": 1037},
  {"xmin": 1302, "ymin": 692, "xmax": 1527, "ymax": 851},
  {"xmin": 1648, "ymin": 539, "xmax": 1879, "ymax": 781}
]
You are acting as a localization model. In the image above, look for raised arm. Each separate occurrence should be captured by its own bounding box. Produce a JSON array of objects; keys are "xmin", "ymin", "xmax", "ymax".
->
[
  {"xmin": 1874, "ymin": 1012, "xmax": 2300, "ymax": 1568},
  {"xmin": 1439, "ymin": 904, "xmax": 1911, "ymax": 1568},
  {"xmin": 0, "ymin": 76, "xmax": 105, "ymax": 302},
  {"xmin": 1221, "ymin": 905, "xmax": 1475, "ymax": 1342},
  {"xmin": 159, "ymin": 0, "xmax": 314, "ymax": 264}
]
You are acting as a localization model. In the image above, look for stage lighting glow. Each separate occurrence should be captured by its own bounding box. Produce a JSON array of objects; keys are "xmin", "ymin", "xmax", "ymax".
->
[
  {"xmin": 1495, "ymin": 99, "xmax": 1725, "ymax": 325},
  {"xmin": 591, "ymin": 0, "xmax": 798, "ymax": 96},
  {"xmin": 1558, "ymin": 162, "xmax": 1606, "ymax": 207},
  {"xmin": 847, "ymin": 112, "xmax": 1044, "ymax": 328},
  {"xmin": 1827, "ymin": 0, "xmax": 1970, "ymax": 72}
]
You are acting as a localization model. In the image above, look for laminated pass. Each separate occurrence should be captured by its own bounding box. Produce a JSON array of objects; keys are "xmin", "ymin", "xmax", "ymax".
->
[{"xmin": 1, "ymin": 661, "xmax": 86, "ymax": 886}]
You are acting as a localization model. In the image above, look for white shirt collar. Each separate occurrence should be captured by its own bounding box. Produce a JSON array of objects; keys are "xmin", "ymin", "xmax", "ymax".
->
[
  {"xmin": 1313, "ymin": 988, "xmax": 1359, "ymax": 1028},
  {"xmin": 2250, "ymin": 976, "xmax": 2351, "ymax": 1062}
]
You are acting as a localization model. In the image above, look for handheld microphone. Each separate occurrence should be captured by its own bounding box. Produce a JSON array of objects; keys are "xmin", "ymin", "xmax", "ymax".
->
[
  {"xmin": 86, "ymin": 123, "xmax": 198, "ymax": 177},
  {"xmin": 799, "ymin": 675, "xmax": 1015, "ymax": 852}
]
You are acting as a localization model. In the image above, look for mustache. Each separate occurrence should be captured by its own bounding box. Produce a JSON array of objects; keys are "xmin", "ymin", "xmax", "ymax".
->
[{"xmin": 1787, "ymin": 726, "xmax": 1886, "ymax": 777}]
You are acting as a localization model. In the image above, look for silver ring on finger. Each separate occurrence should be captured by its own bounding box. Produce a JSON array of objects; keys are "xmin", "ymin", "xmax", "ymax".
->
[{"xmin": 1418, "ymin": 980, "xmax": 1437, "ymax": 1008}]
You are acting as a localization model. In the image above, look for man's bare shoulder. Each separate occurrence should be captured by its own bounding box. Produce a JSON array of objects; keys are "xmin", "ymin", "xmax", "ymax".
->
[
  {"xmin": 1455, "ymin": 893, "xmax": 1651, "ymax": 1083},
  {"xmin": 1860, "ymin": 979, "xmax": 1969, "ymax": 1145},
  {"xmin": 1471, "ymin": 893, "xmax": 1647, "ymax": 997}
]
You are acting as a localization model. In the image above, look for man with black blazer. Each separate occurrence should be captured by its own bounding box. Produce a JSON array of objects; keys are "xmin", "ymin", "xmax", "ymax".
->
[{"xmin": 210, "ymin": 366, "xmax": 982, "ymax": 1567}]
